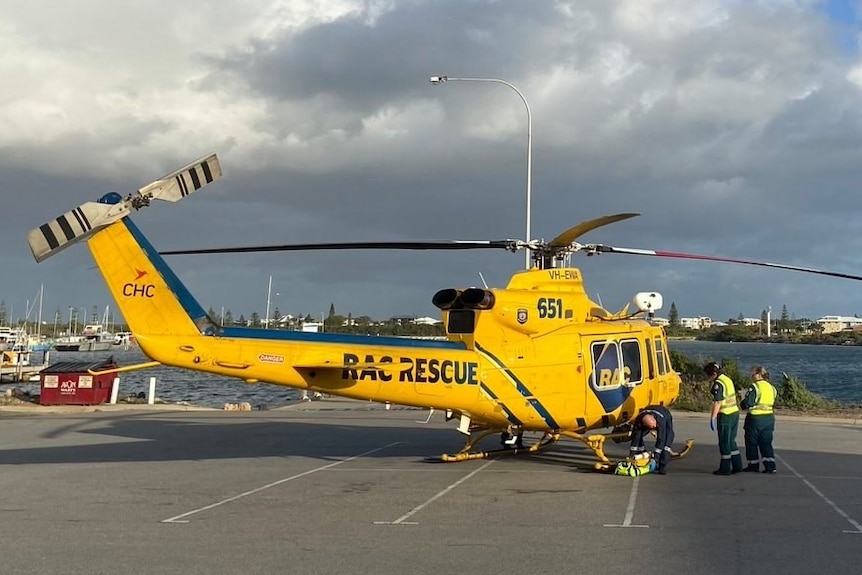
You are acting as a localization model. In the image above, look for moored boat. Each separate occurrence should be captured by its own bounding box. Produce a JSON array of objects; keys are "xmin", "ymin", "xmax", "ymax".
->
[
  {"xmin": 77, "ymin": 324, "xmax": 115, "ymax": 352},
  {"xmin": 0, "ymin": 326, "xmax": 17, "ymax": 350},
  {"xmin": 54, "ymin": 335, "xmax": 83, "ymax": 352},
  {"xmin": 28, "ymin": 334, "xmax": 53, "ymax": 352},
  {"xmin": 113, "ymin": 331, "xmax": 134, "ymax": 349}
]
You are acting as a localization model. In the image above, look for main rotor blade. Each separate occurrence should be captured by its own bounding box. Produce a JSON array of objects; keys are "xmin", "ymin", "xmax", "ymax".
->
[
  {"xmin": 160, "ymin": 240, "xmax": 518, "ymax": 256},
  {"xmin": 592, "ymin": 245, "xmax": 862, "ymax": 282},
  {"xmin": 549, "ymin": 213, "xmax": 639, "ymax": 248}
]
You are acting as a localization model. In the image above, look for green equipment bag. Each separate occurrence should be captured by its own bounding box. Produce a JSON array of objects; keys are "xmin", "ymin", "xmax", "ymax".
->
[{"xmin": 613, "ymin": 459, "xmax": 656, "ymax": 476}]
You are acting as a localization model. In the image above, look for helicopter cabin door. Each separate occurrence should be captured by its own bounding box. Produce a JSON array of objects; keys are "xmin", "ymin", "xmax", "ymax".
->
[
  {"xmin": 644, "ymin": 328, "xmax": 676, "ymax": 406},
  {"xmin": 583, "ymin": 335, "xmax": 645, "ymax": 428}
]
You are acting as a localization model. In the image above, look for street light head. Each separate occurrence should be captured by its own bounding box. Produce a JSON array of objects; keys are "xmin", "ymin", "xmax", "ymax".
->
[{"xmin": 429, "ymin": 75, "xmax": 448, "ymax": 84}]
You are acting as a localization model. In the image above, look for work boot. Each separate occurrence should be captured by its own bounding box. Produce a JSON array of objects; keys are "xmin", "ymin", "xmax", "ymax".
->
[
  {"xmin": 743, "ymin": 465, "xmax": 759, "ymax": 473},
  {"xmin": 712, "ymin": 469, "xmax": 732, "ymax": 476}
]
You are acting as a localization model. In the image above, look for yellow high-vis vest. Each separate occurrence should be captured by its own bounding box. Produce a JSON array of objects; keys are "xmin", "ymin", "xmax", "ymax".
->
[
  {"xmin": 749, "ymin": 380, "xmax": 776, "ymax": 416},
  {"xmin": 717, "ymin": 374, "xmax": 739, "ymax": 415}
]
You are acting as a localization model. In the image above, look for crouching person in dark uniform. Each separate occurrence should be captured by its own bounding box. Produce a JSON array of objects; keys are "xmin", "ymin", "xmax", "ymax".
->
[
  {"xmin": 741, "ymin": 366, "xmax": 777, "ymax": 474},
  {"xmin": 629, "ymin": 405, "xmax": 675, "ymax": 474}
]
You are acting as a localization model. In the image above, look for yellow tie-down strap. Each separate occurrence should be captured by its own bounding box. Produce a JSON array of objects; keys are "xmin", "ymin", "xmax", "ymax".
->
[{"xmin": 88, "ymin": 361, "xmax": 162, "ymax": 376}]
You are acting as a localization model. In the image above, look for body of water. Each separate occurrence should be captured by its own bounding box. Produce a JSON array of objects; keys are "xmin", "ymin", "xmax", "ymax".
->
[
  {"xmin": 8, "ymin": 348, "xmax": 302, "ymax": 409},
  {"xmin": 669, "ymin": 340, "xmax": 862, "ymax": 404},
  {"xmin": 5, "ymin": 340, "xmax": 862, "ymax": 407}
]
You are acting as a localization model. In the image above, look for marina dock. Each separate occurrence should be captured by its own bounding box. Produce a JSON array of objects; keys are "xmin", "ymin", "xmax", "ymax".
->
[{"xmin": 0, "ymin": 350, "xmax": 50, "ymax": 382}]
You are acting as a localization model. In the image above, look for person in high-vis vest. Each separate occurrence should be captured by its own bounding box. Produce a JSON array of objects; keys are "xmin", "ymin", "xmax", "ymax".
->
[
  {"xmin": 705, "ymin": 362, "xmax": 743, "ymax": 475},
  {"xmin": 740, "ymin": 366, "xmax": 777, "ymax": 474}
]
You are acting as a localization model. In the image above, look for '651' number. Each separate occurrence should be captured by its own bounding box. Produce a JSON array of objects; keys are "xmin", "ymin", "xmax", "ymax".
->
[{"xmin": 537, "ymin": 297, "xmax": 563, "ymax": 319}]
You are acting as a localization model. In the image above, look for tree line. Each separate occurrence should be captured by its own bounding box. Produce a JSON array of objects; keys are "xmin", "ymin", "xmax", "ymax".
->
[{"xmin": 207, "ymin": 303, "xmax": 445, "ymax": 337}]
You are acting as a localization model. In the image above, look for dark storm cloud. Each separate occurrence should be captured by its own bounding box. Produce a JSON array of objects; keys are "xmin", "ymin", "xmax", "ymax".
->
[
  {"xmin": 214, "ymin": 0, "xmax": 563, "ymax": 108},
  {"xmin": 4, "ymin": 0, "xmax": 862, "ymax": 325}
]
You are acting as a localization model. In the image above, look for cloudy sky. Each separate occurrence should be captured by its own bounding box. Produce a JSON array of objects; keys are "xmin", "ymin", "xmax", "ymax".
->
[{"xmin": 2, "ymin": 0, "xmax": 862, "ymax": 327}]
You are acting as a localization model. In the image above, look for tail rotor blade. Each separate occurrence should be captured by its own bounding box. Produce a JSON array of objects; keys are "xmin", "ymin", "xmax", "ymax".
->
[
  {"xmin": 27, "ymin": 201, "xmax": 130, "ymax": 262},
  {"xmin": 138, "ymin": 153, "xmax": 222, "ymax": 202},
  {"xmin": 28, "ymin": 154, "xmax": 223, "ymax": 263}
]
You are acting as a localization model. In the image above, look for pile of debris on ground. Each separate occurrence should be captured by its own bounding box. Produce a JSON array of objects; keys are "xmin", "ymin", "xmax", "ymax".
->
[
  {"xmin": 0, "ymin": 387, "xmax": 38, "ymax": 405},
  {"xmin": 223, "ymin": 402, "xmax": 252, "ymax": 411}
]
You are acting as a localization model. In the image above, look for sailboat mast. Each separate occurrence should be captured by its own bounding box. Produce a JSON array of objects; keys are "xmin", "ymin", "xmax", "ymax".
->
[{"xmin": 37, "ymin": 284, "xmax": 43, "ymax": 339}]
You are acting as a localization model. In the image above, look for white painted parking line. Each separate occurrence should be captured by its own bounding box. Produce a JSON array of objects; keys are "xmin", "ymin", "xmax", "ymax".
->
[
  {"xmin": 604, "ymin": 476, "xmax": 649, "ymax": 528},
  {"xmin": 374, "ymin": 460, "xmax": 495, "ymax": 525},
  {"xmin": 777, "ymin": 454, "xmax": 862, "ymax": 534},
  {"xmin": 161, "ymin": 442, "xmax": 401, "ymax": 524}
]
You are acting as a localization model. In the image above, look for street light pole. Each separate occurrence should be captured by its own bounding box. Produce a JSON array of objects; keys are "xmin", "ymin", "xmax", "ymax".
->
[
  {"xmin": 767, "ymin": 305, "xmax": 772, "ymax": 338},
  {"xmin": 430, "ymin": 75, "xmax": 533, "ymax": 269},
  {"xmin": 265, "ymin": 275, "xmax": 272, "ymax": 329}
]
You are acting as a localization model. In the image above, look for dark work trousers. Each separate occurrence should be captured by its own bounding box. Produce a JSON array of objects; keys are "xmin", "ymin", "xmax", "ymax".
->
[
  {"xmin": 744, "ymin": 414, "xmax": 776, "ymax": 472},
  {"xmin": 716, "ymin": 412, "xmax": 743, "ymax": 474},
  {"xmin": 631, "ymin": 427, "xmax": 675, "ymax": 472}
]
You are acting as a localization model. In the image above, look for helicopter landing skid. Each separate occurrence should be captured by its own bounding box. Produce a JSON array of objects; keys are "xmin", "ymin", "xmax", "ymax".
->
[
  {"xmin": 438, "ymin": 431, "xmax": 561, "ymax": 462},
  {"xmin": 559, "ymin": 430, "xmax": 635, "ymax": 463}
]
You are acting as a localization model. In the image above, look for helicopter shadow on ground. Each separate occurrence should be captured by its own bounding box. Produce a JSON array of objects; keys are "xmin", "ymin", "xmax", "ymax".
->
[
  {"xmin": 0, "ymin": 415, "xmax": 470, "ymax": 466},
  {"xmin": 0, "ymin": 412, "xmax": 660, "ymax": 470},
  {"xmin": 0, "ymin": 412, "xmax": 617, "ymax": 468}
]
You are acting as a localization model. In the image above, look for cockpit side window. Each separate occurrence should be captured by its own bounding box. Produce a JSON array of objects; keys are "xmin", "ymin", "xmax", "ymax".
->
[
  {"xmin": 590, "ymin": 340, "xmax": 620, "ymax": 389},
  {"xmin": 645, "ymin": 338, "xmax": 655, "ymax": 380},
  {"xmin": 620, "ymin": 339, "xmax": 643, "ymax": 386},
  {"xmin": 655, "ymin": 338, "xmax": 668, "ymax": 375}
]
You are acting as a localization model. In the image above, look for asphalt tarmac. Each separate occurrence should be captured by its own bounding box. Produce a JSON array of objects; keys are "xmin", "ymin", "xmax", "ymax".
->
[{"xmin": 0, "ymin": 400, "xmax": 860, "ymax": 575}]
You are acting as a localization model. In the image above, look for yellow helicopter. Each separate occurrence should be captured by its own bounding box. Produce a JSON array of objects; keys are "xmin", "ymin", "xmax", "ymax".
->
[{"xmin": 26, "ymin": 154, "xmax": 862, "ymax": 465}]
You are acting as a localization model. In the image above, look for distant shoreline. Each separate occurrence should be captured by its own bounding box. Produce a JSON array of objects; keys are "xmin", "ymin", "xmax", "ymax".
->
[{"xmin": 666, "ymin": 335, "xmax": 862, "ymax": 346}]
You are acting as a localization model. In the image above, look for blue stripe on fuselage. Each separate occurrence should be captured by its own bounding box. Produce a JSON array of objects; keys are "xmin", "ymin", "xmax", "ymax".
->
[
  {"xmin": 475, "ymin": 342, "xmax": 559, "ymax": 430},
  {"xmin": 220, "ymin": 326, "xmax": 466, "ymax": 349},
  {"xmin": 480, "ymin": 383, "xmax": 522, "ymax": 425}
]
